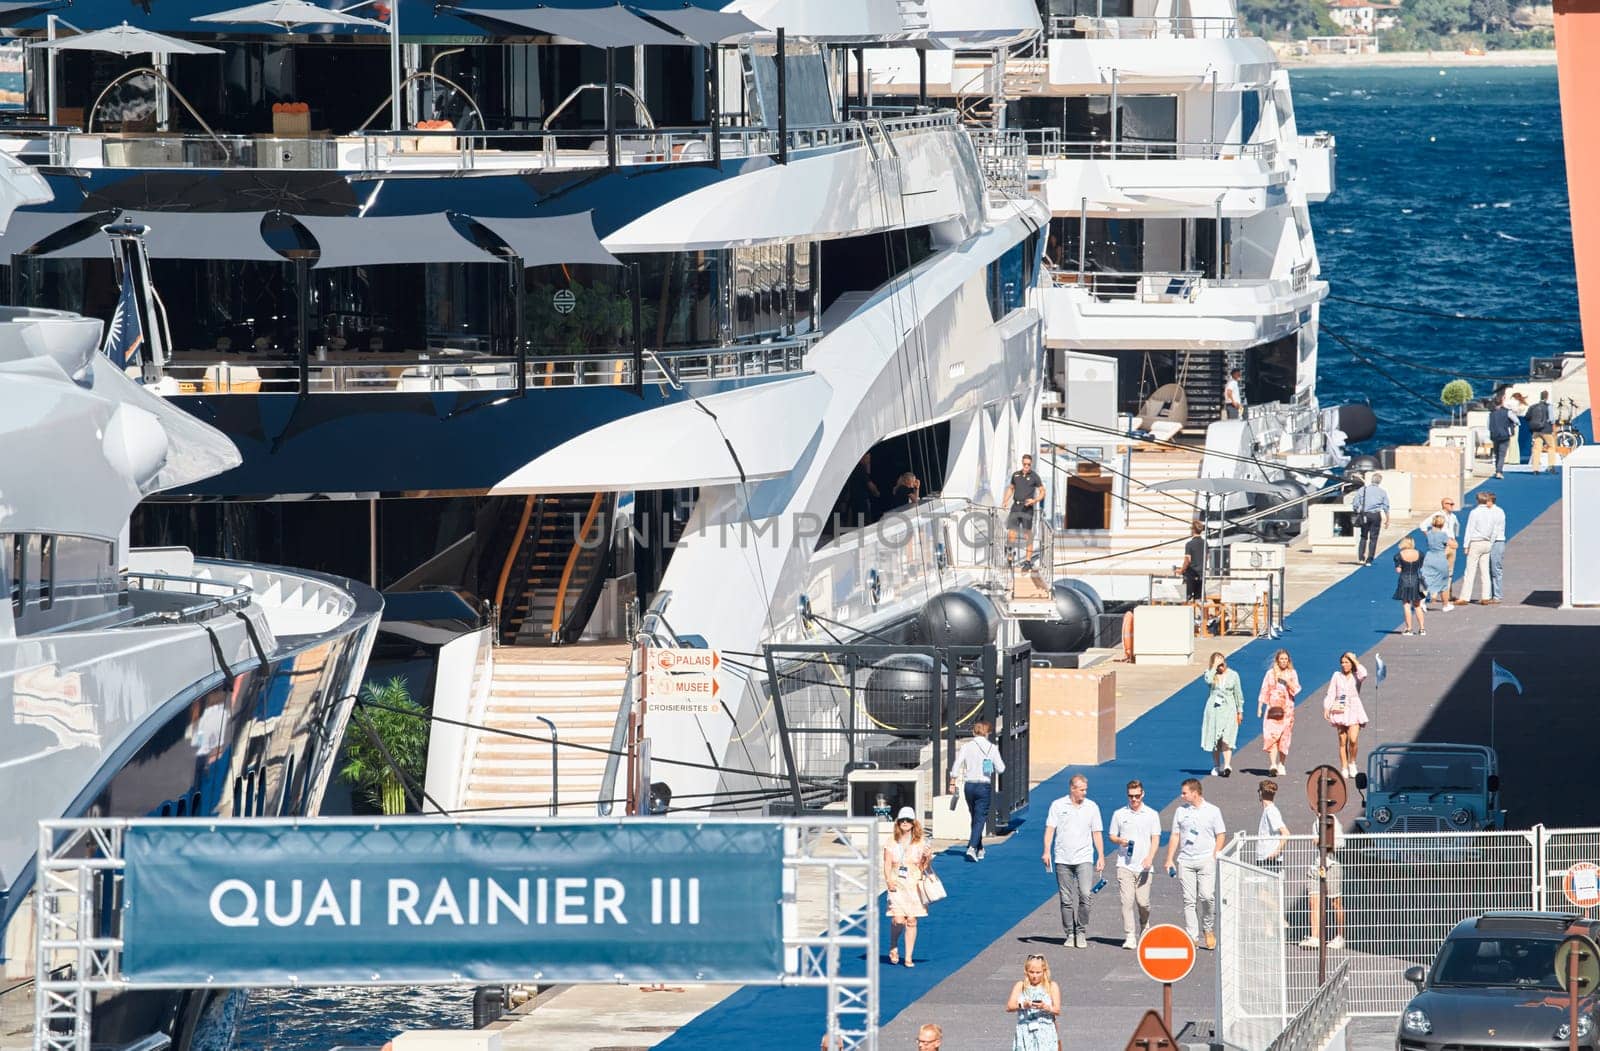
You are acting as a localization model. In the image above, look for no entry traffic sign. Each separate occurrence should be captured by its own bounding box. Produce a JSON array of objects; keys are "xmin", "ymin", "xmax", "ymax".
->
[{"xmin": 1137, "ymin": 923, "xmax": 1197, "ymax": 984}]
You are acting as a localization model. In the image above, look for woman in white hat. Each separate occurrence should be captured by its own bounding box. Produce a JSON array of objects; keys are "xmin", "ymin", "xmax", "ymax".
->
[{"xmin": 885, "ymin": 807, "xmax": 932, "ymax": 967}]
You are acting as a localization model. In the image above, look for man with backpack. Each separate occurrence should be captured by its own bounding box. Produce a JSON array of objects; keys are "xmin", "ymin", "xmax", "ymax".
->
[
  {"xmin": 1525, "ymin": 390, "xmax": 1556, "ymax": 474},
  {"xmin": 1350, "ymin": 472, "xmax": 1389, "ymax": 567},
  {"xmin": 1488, "ymin": 394, "xmax": 1518, "ymax": 479}
]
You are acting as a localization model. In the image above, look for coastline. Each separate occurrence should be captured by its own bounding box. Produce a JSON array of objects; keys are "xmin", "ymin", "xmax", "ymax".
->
[{"xmin": 1277, "ymin": 47, "xmax": 1556, "ymax": 68}]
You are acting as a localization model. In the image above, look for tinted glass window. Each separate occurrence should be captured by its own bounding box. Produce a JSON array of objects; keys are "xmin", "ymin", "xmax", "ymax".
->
[{"xmin": 1433, "ymin": 937, "xmax": 1560, "ymax": 989}]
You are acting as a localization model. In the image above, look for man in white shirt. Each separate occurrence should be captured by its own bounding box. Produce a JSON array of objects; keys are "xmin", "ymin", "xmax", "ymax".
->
[
  {"xmin": 1255, "ymin": 780, "xmax": 1289, "ymax": 866},
  {"xmin": 1461, "ymin": 491, "xmax": 1502, "ymax": 604},
  {"xmin": 1435, "ymin": 497, "xmax": 1460, "ymax": 606},
  {"xmin": 1107, "ymin": 779, "xmax": 1162, "ymax": 949},
  {"xmin": 1485, "ymin": 490, "xmax": 1508, "ymax": 602},
  {"xmin": 1223, "ymin": 368, "xmax": 1244, "ymax": 420},
  {"xmin": 1163, "ymin": 778, "xmax": 1227, "ymax": 949},
  {"xmin": 947, "ymin": 719, "xmax": 1006, "ymax": 863},
  {"xmin": 1042, "ymin": 773, "xmax": 1105, "ymax": 949}
]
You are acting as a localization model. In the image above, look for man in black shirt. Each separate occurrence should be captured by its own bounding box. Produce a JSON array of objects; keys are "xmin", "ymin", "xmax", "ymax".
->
[
  {"xmin": 1003, "ymin": 454, "xmax": 1046, "ymax": 568},
  {"xmin": 1179, "ymin": 519, "xmax": 1206, "ymax": 601}
]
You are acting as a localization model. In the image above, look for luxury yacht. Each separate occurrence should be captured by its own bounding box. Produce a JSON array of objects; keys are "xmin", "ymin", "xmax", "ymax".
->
[
  {"xmin": 867, "ymin": 0, "xmax": 1354, "ymax": 589},
  {"xmin": 0, "ymin": 0, "xmax": 1049, "ymax": 821},
  {"xmin": 0, "ymin": 155, "xmax": 382, "ymax": 1047}
]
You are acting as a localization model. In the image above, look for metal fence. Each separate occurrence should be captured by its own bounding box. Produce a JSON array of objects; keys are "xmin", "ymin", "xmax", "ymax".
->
[
  {"xmin": 1218, "ymin": 852, "xmax": 1288, "ymax": 1051},
  {"xmin": 1267, "ymin": 962, "xmax": 1349, "ymax": 1051},
  {"xmin": 763, "ymin": 642, "xmax": 1031, "ymax": 830},
  {"xmin": 1219, "ymin": 827, "xmax": 1594, "ymax": 1023}
]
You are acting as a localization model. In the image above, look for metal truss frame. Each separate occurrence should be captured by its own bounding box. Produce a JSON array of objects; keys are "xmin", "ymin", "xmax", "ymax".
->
[{"xmin": 32, "ymin": 816, "xmax": 879, "ymax": 1051}]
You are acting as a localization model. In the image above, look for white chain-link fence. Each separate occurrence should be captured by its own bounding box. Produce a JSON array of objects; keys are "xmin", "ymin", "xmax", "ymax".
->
[
  {"xmin": 1218, "ymin": 853, "xmax": 1288, "ymax": 1051},
  {"xmin": 1218, "ymin": 826, "xmax": 1599, "ymax": 1023}
]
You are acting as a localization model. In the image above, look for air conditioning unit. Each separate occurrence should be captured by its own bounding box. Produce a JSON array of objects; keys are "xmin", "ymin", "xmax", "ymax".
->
[{"xmin": 1229, "ymin": 542, "xmax": 1287, "ymax": 572}]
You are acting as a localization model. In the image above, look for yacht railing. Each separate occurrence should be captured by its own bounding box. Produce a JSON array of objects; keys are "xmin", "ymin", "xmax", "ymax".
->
[
  {"xmin": 1298, "ymin": 131, "xmax": 1336, "ymax": 150},
  {"xmin": 44, "ymin": 111, "xmax": 960, "ymax": 173},
  {"xmin": 966, "ymin": 128, "xmax": 1030, "ymax": 199},
  {"xmin": 1018, "ymin": 130, "xmax": 1275, "ymax": 163},
  {"xmin": 122, "ymin": 572, "xmax": 254, "ymax": 626},
  {"xmin": 1049, "ymin": 14, "xmax": 1239, "ymax": 38},
  {"xmin": 1048, "ymin": 269, "xmax": 1207, "ymax": 302},
  {"xmin": 160, "ymin": 333, "xmax": 819, "ymax": 396}
]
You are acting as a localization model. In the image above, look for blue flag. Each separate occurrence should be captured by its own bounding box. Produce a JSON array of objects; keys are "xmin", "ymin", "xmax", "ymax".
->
[
  {"xmin": 1375, "ymin": 653, "xmax": 1387, "ymax": 685},
  {"xmin": 1490, "ymin": 660, "xmax": 1522, "ymax": 695},
  {"xmin": 102, "ymin": 269, "xmax": 144, "ymax": 372}
]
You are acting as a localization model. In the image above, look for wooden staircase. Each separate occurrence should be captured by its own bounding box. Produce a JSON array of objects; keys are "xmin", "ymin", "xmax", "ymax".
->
[
  {"xmin": 458, "ymin": 647, "xmax": 631, "ymax": 816},
  {"xmin": 493, "ymin": 491, "xmax": 614, "ymax": 646}
]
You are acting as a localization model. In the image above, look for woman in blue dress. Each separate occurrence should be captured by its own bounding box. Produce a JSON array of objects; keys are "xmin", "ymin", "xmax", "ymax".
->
[
  {"xmin": 1007, "ymin": 953, "xmax": 1063, "ymax": 1051},
  {"xmin": 1420, "ymin": 515, "xmax": 1452, "ymax": 611}
]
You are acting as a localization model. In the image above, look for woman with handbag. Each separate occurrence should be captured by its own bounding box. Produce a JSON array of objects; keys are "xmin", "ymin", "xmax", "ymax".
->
[
  {"xmin": 1257, "ymin": 649, "xmax": 1299, "ymax": 776},
  {"xmin": 1006, "ymin": 953, "xmax": 1063, "ymax": 1051},
  {"xmin": 1323, "ymin": 652, "xmax": 1370, "ymax": 778},
  {"xmin": 1199, "ymin": 652, "xmax": 1245, "ymax": 777},
  {"xmin": 1421, "ymin": 516, "xmax": 1453, "ymax": 612},
  {"xmin": 885, "ymin": 807, "xmax": 933, "ymax": 967}
]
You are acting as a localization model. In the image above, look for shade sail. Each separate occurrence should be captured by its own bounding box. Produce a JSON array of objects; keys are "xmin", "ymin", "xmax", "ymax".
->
[
  {"xmin": 192, "ymin": 0, "xmax": 387, "ymax": 30},
  {"xmin": 492, "ymin": 374, "xmax": 831, "ymax": 494},
  {"xmin": 298, "ymin": 211, "xmax": 503, "ymax": 268},
  {"xmin": 42, "ymin": 210, "xmax": 286, "ymax": 261},
  {"xmin": 31, "ymin": 22, "xmax": 224, "ymax": 56},
  {"xmin": 456, "ymin": 3, "xmax": 688, "ymax": 47},
  {"xmin": 471, "ymin": 210, "xmax": 619, "ymax": 267},
  {"xmin": 0, "ymin": 1, "xmax": 59, "ymax": 27},
  {"xmin": 633, "ymin": 3, "xmax": 761, "ymax": 43}
]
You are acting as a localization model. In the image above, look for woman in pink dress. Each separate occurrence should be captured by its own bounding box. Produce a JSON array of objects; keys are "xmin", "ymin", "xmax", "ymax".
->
[
  {"xmin": 1257, "ymin": 649, "xmax": 1299, "ymax": 777},
  {"xmin": 1322, "ymin": 651, "xmax": 1369, "ymax": 778}
]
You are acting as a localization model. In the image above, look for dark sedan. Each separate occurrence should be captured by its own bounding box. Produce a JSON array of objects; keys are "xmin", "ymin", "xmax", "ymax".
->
[{"xmin": 1398, "ymin": 911, "xmax": 1599, "ymax": 1050}]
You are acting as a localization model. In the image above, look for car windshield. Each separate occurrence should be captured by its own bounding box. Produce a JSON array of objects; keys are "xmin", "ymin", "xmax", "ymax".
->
[
  {"xmin": 1372, "ymin": 752, "xmax": 1487, "ymax": 794},
  {"xmin": 1432, "ymin": 936, "xmax": 1562, "ymax": 990}
]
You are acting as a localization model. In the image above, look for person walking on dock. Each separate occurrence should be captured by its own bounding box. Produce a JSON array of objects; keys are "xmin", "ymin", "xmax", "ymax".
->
[
  {"xmin": 884, "ymin": 808, "xmax": 932, "ymax": 967},
  {"xmin": 1394, "ymin": 536, "xmax": 1426, "ymax": 636},
  {"xmin": 1178, "ymin": 519, "xmax": 1205, "ymax": 601},
  {"xmin": 949, "ymin": 719, "xmax": 1005, "ymax": 862},
  {"xmin": 1526, "ymin": 391, "xmax": 1557, "ymax": 473},
  {"xmin": 1006, "ymin": 954, "xmax": 1062, "ymax": 1051},
  {"xmin": 1257, "ymin": 649, "xmax": 1299, "ymax": 776},
  {"xmin": 1486, "ymin": 491, "xmax": 1508, "ymax": 602},
  {"xmin": 1421, "ymin": 515, "xmax": 1453, "ymax": 612},
  {"xmin": 1107, "ymin": 779, "xmax": 1161, "ymax": 949},
  {"xmin": 1200, "ymin": 652, "xmax": 1245, "ymax": 777},
  {"xmin": 1165, "ymin": 778, "xmax": 1227, "ymax": 949},
  {"xmin": 1042, "ymin": 774, "xmax": 1105, "ymax": 949},
  {"xmin": 1322, "ymin": 652, "xmax": 1369, "ymax": 778},
  {"xmin": 1351, "ymin": 473, "xmax": 1389, "ymax": 567},
  {"xmin": 1489, "ymin": 396, "xmax": 1517, "ymax": 479},
  {"xmin": 1460, "ymin": 492, "xmax": 1498, "ymax": 604}
]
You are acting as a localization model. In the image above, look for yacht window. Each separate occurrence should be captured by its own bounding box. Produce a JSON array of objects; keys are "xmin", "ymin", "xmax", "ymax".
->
[{"xmin": 524, "ymin": 262, "xmax": 637, "ymax": 358}]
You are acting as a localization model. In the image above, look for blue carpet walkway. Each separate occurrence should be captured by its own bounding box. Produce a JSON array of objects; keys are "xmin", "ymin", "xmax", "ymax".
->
[{"xmin": 659, "ymin": 458, "xmax": 1576, "ymax": 1050}]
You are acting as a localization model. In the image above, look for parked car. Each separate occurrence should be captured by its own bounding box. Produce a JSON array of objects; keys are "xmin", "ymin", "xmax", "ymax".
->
[
  {"xmin": 1399, "ymin": 911, "xmax": 1600, "ymax": 1050},
  {"xmin": 1357, "ymin": 742, "xmax": 1504, "ymax": 833}
]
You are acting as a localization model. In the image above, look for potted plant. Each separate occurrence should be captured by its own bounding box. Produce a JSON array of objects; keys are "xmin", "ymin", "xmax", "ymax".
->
[
  {"xmin": 339, "ymin": 676, "xmax": 428, "ymax": 816},
  {"xmin": 1440, "ymin": 379, "xmax": 1474, "ymax": 424}
]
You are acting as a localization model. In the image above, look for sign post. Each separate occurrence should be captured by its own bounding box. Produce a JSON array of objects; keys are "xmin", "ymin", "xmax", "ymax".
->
[
  {"xmin": 1305, "ymin": 765, "xmax": 1347, "ymax": 985},
  {"xmin": 1136, "ymin": 923, "xmax": 1196, "ymax": 1035},
  {"xmin": 1554, "ymin": 934, "xmax": 1599, "ymax": 1051}
]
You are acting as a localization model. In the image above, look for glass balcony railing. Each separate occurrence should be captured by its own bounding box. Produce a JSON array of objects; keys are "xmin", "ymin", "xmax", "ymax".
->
[
  {"xmin": 1021, "ymin": 129, "xmax": 1276, "ymax": 163},
  {"xmin": 34, "ymin": 110, "xmax": 961, "ymax": 174},
  {"xmin": 1048, "ymin": 14, "xmax": 1239, "ymax": 39}
]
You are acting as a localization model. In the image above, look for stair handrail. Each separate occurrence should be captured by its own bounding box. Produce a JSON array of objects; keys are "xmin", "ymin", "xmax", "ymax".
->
[
  {"xmin": 552, "ymin": 493, "xmax": 618, "ymax": 645},
  {"xmin": 598, "ymin": 592, "xmax": 678, "ymax": 815},
  {"xmin": 492, "ymin": 495, "xmax": 538, "ymax": 642},
  {"xmin": 532, "ymin": 714, "xmax": 558, "ymax": 816},
  {"xmin": 549, "ymin": 491, "xmax": 608, "ymax": 643}
]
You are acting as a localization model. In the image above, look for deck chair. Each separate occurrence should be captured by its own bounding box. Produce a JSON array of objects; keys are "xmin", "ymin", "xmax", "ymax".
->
[{"xmin": 1134, "ymin": 382, "xmax": 1188, "ymax": 443}]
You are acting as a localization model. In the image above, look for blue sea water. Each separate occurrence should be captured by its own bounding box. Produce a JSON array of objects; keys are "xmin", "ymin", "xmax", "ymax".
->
[
  {"xmin": 234, "ymin": 64, "xmax": 1580, "ymax": 1051},
  {"xmin": 1295, "ymin": 65, "xmax": 1579, "ymax": 445}
]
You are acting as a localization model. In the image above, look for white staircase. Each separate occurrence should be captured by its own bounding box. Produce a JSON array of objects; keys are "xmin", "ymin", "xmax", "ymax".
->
[{"xmin": 458, "ymin": 648, "xmax": 629, "ymax": 816}]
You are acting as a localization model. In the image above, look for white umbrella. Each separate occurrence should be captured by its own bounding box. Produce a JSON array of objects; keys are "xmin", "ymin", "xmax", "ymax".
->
[
  {"xmin": 31, "ymin": 21, "xmax": 224, "ymax": 57},
  {"xmin": 192, "ymin": 0, "xmax": 386, "ymax": 31}
]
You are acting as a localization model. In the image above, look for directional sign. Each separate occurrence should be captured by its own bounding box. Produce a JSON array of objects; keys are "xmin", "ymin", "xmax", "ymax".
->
[
  {"xmin": 645, "ymin": 648, "xmax": 721, "ymax": 711},
  {"xmin": 1555, "ymin": 934, "xmax": 1600, "ymax": 994},
  {"xmin": 1123, "ymin": 1009, "xmax": 1178, "ymax": 1050},
  {"xmin": 1565, "ymin": 862, "xmax": 1600, "ymax": 909},
  {"xmin": 647, "ymin": 648, "xmax": 721, "ymax": 675},
  {"xmin": 1305, "ymin": 765, "xmax": 1348, "ymax": 815},
  {"xmin": 1136, "ymin": 924, "xmax": 1196, "ymax": 984}
]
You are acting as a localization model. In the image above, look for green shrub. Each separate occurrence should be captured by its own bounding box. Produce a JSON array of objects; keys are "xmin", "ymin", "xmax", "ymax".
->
[{"xmin": 339, "ymin": 677, "xmax": 429, "ymax": 815}]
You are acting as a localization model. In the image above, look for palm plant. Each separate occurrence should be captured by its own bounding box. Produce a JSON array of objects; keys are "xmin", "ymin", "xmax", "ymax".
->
[{"xmin": 339, "ymin": 677, "xmax": 428, "ymax": 815}]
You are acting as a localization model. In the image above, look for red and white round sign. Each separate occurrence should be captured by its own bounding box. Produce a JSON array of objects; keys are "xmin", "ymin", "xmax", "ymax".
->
[
  {"xmin": 1137, "ymin": 923, "xmax": 1197, "ymax": 984},
  {"xmin": 1564, "ymin": 862, "xmax": 1600, "ymax": 909}
]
